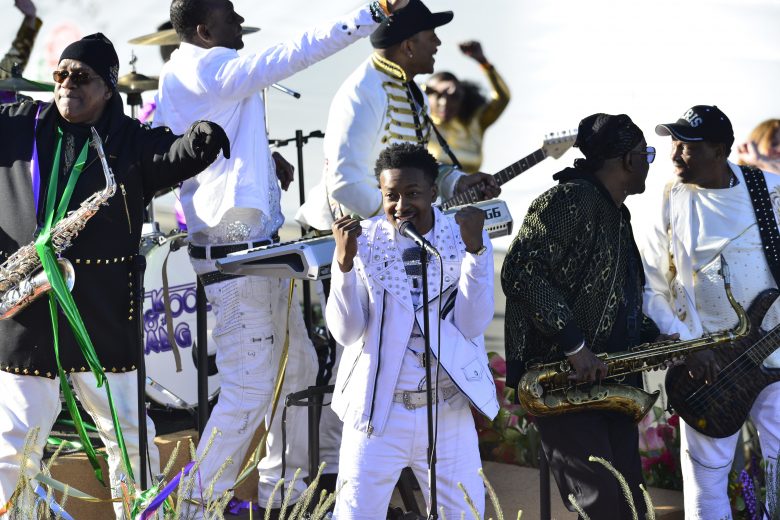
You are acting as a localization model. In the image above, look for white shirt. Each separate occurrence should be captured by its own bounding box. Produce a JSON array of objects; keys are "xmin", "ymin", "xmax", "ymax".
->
[
  {"xmin": 641, "ymin": 162, "xmax": 780, "ymax": 368},
  {"xmin": 153, "ymin": 6, "xmax": 378, "ymax": 239}
]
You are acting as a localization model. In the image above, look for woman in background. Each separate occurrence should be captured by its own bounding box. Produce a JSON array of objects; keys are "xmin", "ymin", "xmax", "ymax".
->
[
  {"xmin": 737, "ymin": 118, "xmax": 780, "ymax": 173},
  {"xmin": 425, "ymin": 40, "xmax": 510, "ymax": 173}
]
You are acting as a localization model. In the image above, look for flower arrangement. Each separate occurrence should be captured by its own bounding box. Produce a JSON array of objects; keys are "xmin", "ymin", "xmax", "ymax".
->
[
  {"xmin": 472, "ymin": 352, "xmax": 542, "ymax": 468},
  {"xmin": 637, "ymin": 406, "xmax": 682, "ymax": 491},
  {"xmin": 727, "ymin": 447, "xmax": 780, "ymax": 520}
]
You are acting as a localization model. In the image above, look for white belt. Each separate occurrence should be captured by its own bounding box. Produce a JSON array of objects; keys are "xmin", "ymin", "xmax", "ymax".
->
[{"xmin": 392, "ymin": 386, "xmax": 459, "ymax": 410}]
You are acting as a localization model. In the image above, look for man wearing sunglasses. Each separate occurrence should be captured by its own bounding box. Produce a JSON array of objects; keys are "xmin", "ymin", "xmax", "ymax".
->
[
  {"xmin": 502, "ymin": 113, "xmax": 656, "ymax": 519},
  {"xmin": 642, "ymin": 105, "xmax": 780, "ymax": 519},
  {"xmin": 0, "ymin": 33, "xmax": 229, "ymax": 518}
]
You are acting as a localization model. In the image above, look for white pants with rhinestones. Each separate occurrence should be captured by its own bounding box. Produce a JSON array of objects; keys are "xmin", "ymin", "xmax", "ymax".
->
[
  {"xmin": 680, "ymin": 381, "xmax": 780, "ymax": 520},
  {"xmin": 185, "ymin": 260, "xmax": 318, "ymax": 515},
  {"xmin": 0, "ymin": 370, "xmax": 160, "ymax": 519},
  {"xmin": 333, "ymin": 394, "xmax": 484, "ymax": 519}
]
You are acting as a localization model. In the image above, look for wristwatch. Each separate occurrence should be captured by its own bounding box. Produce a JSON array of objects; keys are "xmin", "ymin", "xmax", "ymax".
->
[{"xmin": 470, "ymin": 245, "xmax": 488, "ymax": 256}]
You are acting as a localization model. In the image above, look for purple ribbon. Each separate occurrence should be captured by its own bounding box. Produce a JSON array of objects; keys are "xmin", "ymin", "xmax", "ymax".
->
[
  {"xmin": 139, "ymin": 461, "xmax": 196, "ymax": 520},
  {"xmin": 225, "ymin": 497, "xmax": 260, "ymax": 516},
  {"xmin": 31, "ymin": 104, "xmax": 42, "ymax": 213}
]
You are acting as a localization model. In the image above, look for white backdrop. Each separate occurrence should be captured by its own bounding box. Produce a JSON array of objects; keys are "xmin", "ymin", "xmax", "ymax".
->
[{"xmin": 4, "ymin": 0, "xmax": 780, "ymax": 248}]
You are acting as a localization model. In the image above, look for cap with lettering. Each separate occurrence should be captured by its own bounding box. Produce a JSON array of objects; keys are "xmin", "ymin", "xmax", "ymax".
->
[{"xmin": 655, "ymin": 105, "xmax": 734, "ymax": 146}]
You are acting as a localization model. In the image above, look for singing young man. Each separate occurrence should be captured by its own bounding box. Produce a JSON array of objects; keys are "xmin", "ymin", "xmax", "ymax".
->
[{"xmin": 327, "ymin": 143, "xmax": 499, "ymax": 518}]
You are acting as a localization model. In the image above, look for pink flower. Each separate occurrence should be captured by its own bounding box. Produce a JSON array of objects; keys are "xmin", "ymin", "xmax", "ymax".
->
[
  {"xmin": 668, "ymin": 414, "xmax": 680, "ymax": 428},
  {"xmin": 495, "ymin": 379, "xmax": 506, "ymax": 401},
  {"xmin": 659, "ymin": 450, "xmax": 676, "ymax": 472},
  {"xmin": 641, "ymin": 454, "xmax": 659, "ymax": 472},
  {"xmin": 638, "ymin": 412, "xmax": 655, "ymax": 431},
  {"xmin": 639, "ymin": 426, "xmax": 666, "ymax": 452},
  {"xmin": 657, "ymin": 423, "xmax": 675, "ymax": 442},
  {"xmin": 489, "ymin": 354, "xmax": 507, "ymax": 377}
]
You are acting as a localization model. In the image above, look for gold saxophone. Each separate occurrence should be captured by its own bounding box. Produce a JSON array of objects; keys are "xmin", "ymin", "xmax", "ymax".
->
[
  {"xmin": 0, "ymin": 127, "xmax": 116, "ymax": 320},
  {"xmin": 517, "ymin": 256, "xmax": 750, "ymax": 422}
]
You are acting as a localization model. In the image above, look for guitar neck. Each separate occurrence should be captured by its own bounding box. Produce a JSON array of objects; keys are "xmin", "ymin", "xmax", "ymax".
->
[
  {"xmin": 440, "ymin": 148, "xmax": 547, "ymax": 210},
  {"xmin": 747, "ymin": 324, "xmax": 780, "ymax": 365}
]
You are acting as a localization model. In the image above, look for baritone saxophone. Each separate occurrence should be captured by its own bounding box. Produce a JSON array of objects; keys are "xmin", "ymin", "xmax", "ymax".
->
[
  {"xmin": 0, "ymin": 127, "xmax": 116, "ymax": 319},
  {"xmin": 517, "ymin": 255, "xmax": 750, "ymax": 422}
]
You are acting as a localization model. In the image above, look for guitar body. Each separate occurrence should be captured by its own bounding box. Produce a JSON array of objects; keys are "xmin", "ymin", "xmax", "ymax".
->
[{"xmin": 666, "ymin": 289, "xmax": 780, "ymax": 438}]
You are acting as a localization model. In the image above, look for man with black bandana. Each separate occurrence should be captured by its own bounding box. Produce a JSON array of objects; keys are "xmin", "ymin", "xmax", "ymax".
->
[
  {"xmin": 0, "ymin": 33, "xmax": 228, "ymax": 517},
  {"xmin": 502, "ymin": 113, "xmax": 657, "ymax": 519}
]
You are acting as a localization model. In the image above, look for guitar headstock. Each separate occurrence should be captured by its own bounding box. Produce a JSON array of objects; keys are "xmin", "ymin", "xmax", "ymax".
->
[{"xmin": 541, "ymin": 130, "xmax": 578, "ymax": 159}]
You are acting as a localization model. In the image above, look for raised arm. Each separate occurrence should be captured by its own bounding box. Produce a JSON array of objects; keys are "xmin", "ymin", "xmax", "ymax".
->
[
  {"xmin": 138, "ymin": 120, "xmax": 230, "ymax": 202},
  {"xmin": 0, "ymin": 0, "xmax": 42, "ymax": 80},
  {"xmin": 458, "ymin": 41, "xmax": 510, "ymax": 131},
  {"xmin": 452, "ymin": 208, "xmax": 494, "ymax": 338}
]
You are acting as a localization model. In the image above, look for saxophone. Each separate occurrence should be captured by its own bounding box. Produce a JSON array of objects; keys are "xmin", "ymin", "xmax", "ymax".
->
[
  {"xmin": 517, "ymin": 256, "xmax": 751, "ymax": 422},
  {"xmin": 0, "ymin": 127, "xmax": 116, "ymax": 320}
]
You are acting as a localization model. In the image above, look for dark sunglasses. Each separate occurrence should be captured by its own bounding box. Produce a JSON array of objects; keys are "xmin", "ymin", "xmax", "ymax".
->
[
  {"xmin": 631, "ymin": 146, "xmax": 656, "ymax": 164},
  {"xmin": 52, "ymin": 69, "xmax": 98, "ymax": 86}
]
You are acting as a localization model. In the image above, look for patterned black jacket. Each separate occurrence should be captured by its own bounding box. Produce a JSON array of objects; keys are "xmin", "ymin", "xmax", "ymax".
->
[
  {"xmin": 501, "ymin": 177, "xmax": 651, "ymax": 388},
  {"xmin": 0, "ymin": 96, "xmax": 213, "ymax": 378}
]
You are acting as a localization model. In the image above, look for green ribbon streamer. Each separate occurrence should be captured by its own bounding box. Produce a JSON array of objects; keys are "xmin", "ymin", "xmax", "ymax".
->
[{"xmin": 32, "ymin": 128, "xmax": 134, "ymax": 487}]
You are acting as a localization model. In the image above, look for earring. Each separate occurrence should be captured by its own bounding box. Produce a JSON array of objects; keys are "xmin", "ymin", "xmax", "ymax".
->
[{"xmin": 408, "ymin": 53, "xmax": 414, "ymax": 59}]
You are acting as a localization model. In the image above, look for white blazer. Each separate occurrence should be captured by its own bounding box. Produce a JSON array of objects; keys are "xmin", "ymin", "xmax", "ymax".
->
[{"xmin": 326, "ymin": 208, "xmax": 499, "ymax": 436}]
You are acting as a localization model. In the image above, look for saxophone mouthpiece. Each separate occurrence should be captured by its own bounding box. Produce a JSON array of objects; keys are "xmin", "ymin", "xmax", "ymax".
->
[
  {"xmin": 719, "ymin": 254, "xmax": 731, "ymax": 286},
  {"xmin": 90, "ymin": 127, "xmax": 104, "ymax": 156}
]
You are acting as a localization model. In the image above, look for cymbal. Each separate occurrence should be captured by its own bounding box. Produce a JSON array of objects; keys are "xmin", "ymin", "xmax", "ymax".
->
[
  {"xmin": 0, "ymin": 76, "xmax": 54, "ymax": 92},
  {"xmin": 129, "ymin": 26, "xmax": 260, "ymax": 46},
  {"xmin": 117, "ymin": 72, "xmax": 159, "ymax": 93}
]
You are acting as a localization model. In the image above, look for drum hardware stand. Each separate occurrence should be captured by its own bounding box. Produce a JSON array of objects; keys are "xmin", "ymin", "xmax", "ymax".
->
[
  {"xmin": 268, "ymin": 129, "xmax": 325, "ymax": 336},
  {"xmin": 133, "ymin": 254, "xmax": 149, "ymax": 489},
  {"xmin": 123, "ymin": 53, "xmax": 144, "ymax": 120},
  {"xmin": 539, "ymin": 446, "xmax": 551, "ymax": 520},
  {"xmin": 196, "ymin": 278, "xmax": 210, "ymax": 436}
]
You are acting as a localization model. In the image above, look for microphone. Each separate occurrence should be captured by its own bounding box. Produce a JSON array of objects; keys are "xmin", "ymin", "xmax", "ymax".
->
[{"xmin": 397, "ymin": 220, "xmax": 440, "ymax": 258}]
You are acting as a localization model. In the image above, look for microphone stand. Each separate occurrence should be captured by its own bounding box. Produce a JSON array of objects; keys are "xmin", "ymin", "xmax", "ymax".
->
[
  {"xmin": 134, "ymin": 255, "xmax": 149, "ymax": 490},
  {"xmin": 420, "ymin": 247, "xmax": 438, "ymax": 519}
]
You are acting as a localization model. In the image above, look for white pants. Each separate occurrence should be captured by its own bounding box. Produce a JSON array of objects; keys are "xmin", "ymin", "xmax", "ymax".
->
[
  {"xmin": 333, "ymin": 395, "xmax": 484, "ymax": 519},
  {"xmin": 185, "ymin": 267, "xmax": 317, "ymax": 513},
  {"xmin": 681, "ymin": 381, "xmax": 780, "ymax": 519},
  {"xmin": 0, "ymin": 370, "xmax": 160, "ymax": 519}
]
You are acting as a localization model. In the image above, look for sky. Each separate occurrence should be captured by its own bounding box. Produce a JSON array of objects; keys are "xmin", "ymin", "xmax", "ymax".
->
[{"xmin": 4, "ymin": 0, "xmax": 780, "ymax": 249}]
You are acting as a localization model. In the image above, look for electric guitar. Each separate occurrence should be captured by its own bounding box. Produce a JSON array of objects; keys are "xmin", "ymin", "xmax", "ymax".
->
[
  {"xmin": 439, "ymin": 130, "xmax": 577, "ymax": 210},
  {"xmin": 665, "ymin": 288, "xmax": 780, "ymax": 438}
]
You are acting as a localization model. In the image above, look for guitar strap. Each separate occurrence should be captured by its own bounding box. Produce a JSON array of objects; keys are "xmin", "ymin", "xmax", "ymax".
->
[
  {"xmin": 740, "ymin": 164, "xmax": 780, "ymax": 287},
  {"xmin": 406, "ymin": 80, "xmax": 464, "ymax": 171}
]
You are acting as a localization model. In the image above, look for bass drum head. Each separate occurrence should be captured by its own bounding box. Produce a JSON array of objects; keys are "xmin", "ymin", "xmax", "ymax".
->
[{"xmin": 142, "ymin": 233, "xmax": 220, "ymax": 409}]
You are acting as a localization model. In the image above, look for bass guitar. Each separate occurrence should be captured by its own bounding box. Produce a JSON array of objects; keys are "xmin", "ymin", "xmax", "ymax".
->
[
  {"xmin": 439, "ymin": 130, "xmax": 577, "ymax": 210},
  {"xmin": 665, "ymin": 288, "xmax": 780, "ymax": 438}
]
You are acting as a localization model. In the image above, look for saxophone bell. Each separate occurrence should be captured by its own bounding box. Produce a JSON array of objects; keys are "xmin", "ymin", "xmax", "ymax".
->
[
  {"xmin": 0, "ymin": 258, "xmax": 75, "ymax": 319},
  {"xmin": 0, "ymin": 125, "xmax": 115, "ymax": 320},
  {"xmin": 517, "ymin": 254, "xmax": 750, "ymax": 422}
]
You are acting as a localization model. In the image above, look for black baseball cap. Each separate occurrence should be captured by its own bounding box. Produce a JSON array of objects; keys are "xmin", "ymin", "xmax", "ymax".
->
[
  {"xmin": 370, "ymin": 0, "xmax": 453, "ymax": 49},
  {"xmin": 655, "ymin": 105, "xmax": 734, "ymax": 146}
]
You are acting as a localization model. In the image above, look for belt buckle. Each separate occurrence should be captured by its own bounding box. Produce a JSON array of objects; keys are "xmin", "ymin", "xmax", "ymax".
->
[{"xmin": 402, "ymin": 391, "xmax": 415, "ymax": 410}]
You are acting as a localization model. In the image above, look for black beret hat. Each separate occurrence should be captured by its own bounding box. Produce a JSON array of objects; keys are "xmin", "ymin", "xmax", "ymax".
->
[{"xmin": 370, "ymin": 0, "xmax": 453, "ymax": 49}]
